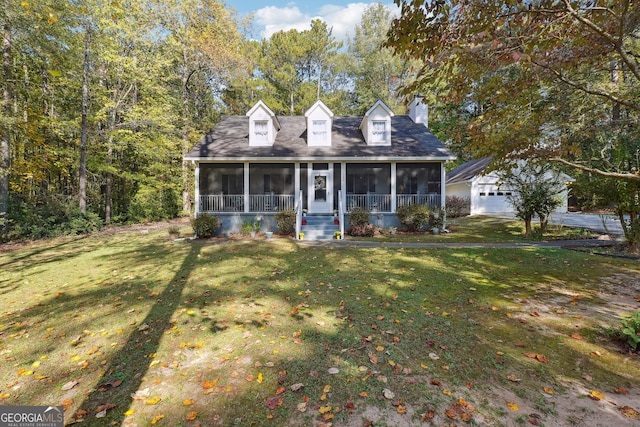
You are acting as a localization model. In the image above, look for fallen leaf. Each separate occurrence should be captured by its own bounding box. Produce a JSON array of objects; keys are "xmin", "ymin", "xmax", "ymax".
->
[
  {"xmin": 368, "ymin": 352, "xmax": 378, "ymax": 364},
  {"xmin": 297, "ymin": 402, "xmax": 307, "ymax": 412},
  {"xmin": 614, "ymin": 387, "xmax": 629, "ymax": 395},
  {"xmin": 291, "ymin": 383, "xmax": 304, "ymax": 391},
  {"xmin": 60, "ymin": 399, "xmax": 73, "ymax": 410},
  {"xmin": 507, "ymin": 402, "xmax": 519, "ymax": 411},
  {"xmin": 428, "ymin": 353, "xmax": 440, "ymax": 360},
  {"xmin": 507, "ymin": 374, "xmax": 521, "ymax": 382},
  {"xmin": 145, "ymin": 397, "xmax": 162, "ymax": 405},
  {"xmin": 421, "ymin": 410, "xmax": 435, "ymax": 421},
  {"xmin": 397, "ymin": 404, "xmax": 407, "ymax": 414},
  {"xmin": 359, "ymin": 391, "xmax": 368, "ymax": 397},
  {"xmin": 276, "ymin": 386, "xmax": 286, "ymax": 395},
  {"xmin": 620, "ymin": 406, "xmax": 639, "ymax": 419},
  {"xmin": 543, "ymin": 387, "xmax": 554, "ymax": 395},
  {"xmin": 265, "ymin": 396, "xmax": 283, "ymax": 409},
  {"xmin": 318, "ymin": 405, "xmax": 332, "ymax": 414},
  {"xmin": 124, "ymin": 409, "xmax": 135, "ymax": 416},
  {"xmin": 589, "ymin": 390, "xmax": 605, "ymax": 401},
  {"xmin": 61, "ymin": 380, "xmax": 79, "ymax": 391},
  {"xmin": 185, "ymin": 411, "xmax": 197, "ymax": 421},
  {"xmin": 382, "ymin": 388, "xmax": 395, "ymax": 399},
  {"xmin": 327, "ymin": 368, "xmax": 339, "ymax": 374},
  {"xmin": 571, "ymin": 333, "xmax": 584, "ymax": 340},
  {"xmin": 150, "ymin": 414, "xmax": 164, "ymax": 424},
  {"xmin": 445, "ymin": 408, "xmax": 457, "ymax": 419},
  {"xmin": 183, "ymin": 399, "xmax": 195, "ymax": 405}
]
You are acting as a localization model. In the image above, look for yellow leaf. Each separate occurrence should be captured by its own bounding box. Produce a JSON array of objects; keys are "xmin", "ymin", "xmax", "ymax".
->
[
  {"xmin": 185, "ymin": 411, "xmax": 197, "ymax": 421},
  {"xmin": 543, "ymin": 387, "xmax": 554, "ymax": 395},
  {"xmin": 319, "ymin": 405, "xmax": 332, "ymax": 414},
  {"xmin": 507, "ymin": 402, "xmax": 519, "ymax": 411},
  {"xmin": 376, "ymin": 345, "xmax": 384, "ymax": 352},
  {"xmin": 145, "ymin": 397, "xmax": 162, "ymax": 405},
  {"xmin": 359, "ymin": 391, "xmax": 368, "ymax": 397},
  {"xmin": 31, "ymin": 361, "xmax": 41, "ymax": 368},
  {"xmin": 323, "ymin": 385, "xmax": 331, "ymax": 393},
  {"xmin": 590, "ymin": 390, "xmax": 605, "ymax": 400},
  {"xmin": 150, "ymin": 414, "xmax": 164, "ymax": 424},
  {"xmin": 0, "ymin": 393, "xmax": 10, "ymax": 399},
  {"xmin": 183, "ymin": 399, "xmax": 194, "ymax": 405},
  {"xmin": 124, "ymin": 409, "xmax": 135, "ymax": 416},
  {"xmin": 388, "ymin": 360, "xmax": 396, "ymax": 367},
  {"xmin": 442, "ymin": 389, "xmax": 451, "ymax": 396},
  {"xmin": 257, "ymin": 372, "xmax": 263, "ymax": 383}
]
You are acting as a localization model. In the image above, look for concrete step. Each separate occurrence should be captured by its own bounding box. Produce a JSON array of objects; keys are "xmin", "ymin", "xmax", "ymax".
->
[{"xmin": 300, "ymin": 215, "xmax": 341, "ymax": 240}]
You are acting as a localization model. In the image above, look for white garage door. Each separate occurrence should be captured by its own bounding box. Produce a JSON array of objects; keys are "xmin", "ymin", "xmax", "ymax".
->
[{"xmin": 473, "ymin": 184, "xmax": 513, "ymax": 214}]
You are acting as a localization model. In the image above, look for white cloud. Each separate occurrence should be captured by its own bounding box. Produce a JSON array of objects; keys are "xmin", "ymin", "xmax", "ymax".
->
[{"xmin": 254, "ymin": 2, "xmax": 399, "ymax": 42}]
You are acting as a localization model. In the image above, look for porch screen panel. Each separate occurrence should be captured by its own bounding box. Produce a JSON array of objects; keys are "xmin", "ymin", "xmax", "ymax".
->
[
  {"xmin": 396, "ymin": 163, "xmax": 440, "ymax": 194},
  {"xmin": 346, "ymin": 164, "xmax": 391, "ymax": 194},
  {"xmin": 199, "ymin": 164, "xmax": 244, "ymax": 194},
  {"xmin": 249, "ymin": 163, "xmax": 294, "ymax": 194}
]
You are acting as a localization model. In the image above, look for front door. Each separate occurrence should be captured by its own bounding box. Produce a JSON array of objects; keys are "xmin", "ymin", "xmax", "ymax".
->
[{"xmin": 308, "ymin": 164, "xmax": 333, "ymax": 213}]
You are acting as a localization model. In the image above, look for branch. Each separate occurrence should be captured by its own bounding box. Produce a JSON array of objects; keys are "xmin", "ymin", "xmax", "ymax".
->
[
  {"xmin": 550, "ymin": 156, "xmax": 640, "ymax": 182},
  {"xmin": 531, "ymin": 59, "xmax": 640, "ymax": 111}
]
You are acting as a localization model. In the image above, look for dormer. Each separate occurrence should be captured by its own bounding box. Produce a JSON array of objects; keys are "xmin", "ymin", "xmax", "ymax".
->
[
  {"xmin": 305, "ymin": 100, "xmax": 334, "ymax": 147},
  {"xmin": 246, "ymin": 100, "xmax": 280, "ymax": 146},
  {"xmin": 359, "ymin": 100, "xmax": 394, "ymax": 146}
]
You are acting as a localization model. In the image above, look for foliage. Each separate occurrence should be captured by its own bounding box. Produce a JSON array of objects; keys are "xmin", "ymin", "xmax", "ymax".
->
[
  {"xmin": 275, "ymin": 210, "xmax": 296, "ymax": 235},
  {"xmin": 128, "ymin": 185, "xmax": 180, "ymax": 224},
  {"xmin": 240, "ymin": 220, "xmax": 253, "ymax": 234},
  {"xmin": 1, "ymin": 194, "xmax": 103, "ymax": 242},
  {"xmin": 621, "ymin": 312, "xmax": 640, "ymax": 351},
  {"xmin": 386, "ymin": 0, "xmax": 640, "ymax": 248},
  {"xmin": 348, "ymin": 207, "xmax": 371, "ymax": 227},
  {"xmin": 349, "ymin": 224, "xmax": 376, "ymax": 237},
  {"xmin": 445, "ymin": 196, "xmax": 470, "ymax": 218},
  {"xmin": 396, "ymin": 204, "xmax": 432, "ymax": 231},
  {"xmin": 500, "ymin": 163, "xmax": 564, "ymax": 237},
  {"xmin": 191, "ymin": 213, "xmax": 220, "ymax": 238}
]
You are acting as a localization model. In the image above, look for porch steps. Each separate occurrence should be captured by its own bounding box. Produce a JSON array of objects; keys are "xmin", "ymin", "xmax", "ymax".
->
[{"xmin": 300, "ymin": 214, "xmax": 340, "ymax": 240}]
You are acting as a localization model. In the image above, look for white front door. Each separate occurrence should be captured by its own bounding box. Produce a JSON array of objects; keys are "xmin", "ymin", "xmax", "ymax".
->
[{"xmin": 308, "ymin": 165, "xmax": 333, "ymax": 213}]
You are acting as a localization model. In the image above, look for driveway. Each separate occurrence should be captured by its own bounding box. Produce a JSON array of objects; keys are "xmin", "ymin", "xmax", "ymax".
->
[{"xmin": 489, "ymin": 212, "xmax": 626, "ymax": 235}]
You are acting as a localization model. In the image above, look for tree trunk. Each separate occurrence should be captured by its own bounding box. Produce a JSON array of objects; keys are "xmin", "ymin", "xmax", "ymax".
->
[
  {"xmin": 79, "ymin": 22, "xmax": 91, "ymax": 213},
  {"xmin": 181, "ymin": 50, "xmax": 191, "ymax": 214},
  {"xmin": 524, "ymin": 216, "xmax": 532, "ymax": 237},
  {"xmin": 1, "ymin": 7, "xmax": 11, "ymax": 228}
]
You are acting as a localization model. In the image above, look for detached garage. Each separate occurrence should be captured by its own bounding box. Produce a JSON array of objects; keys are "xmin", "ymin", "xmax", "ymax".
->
[{"xmin": 446, "ymin": 158, "xmax": 573, "ymax": 215}]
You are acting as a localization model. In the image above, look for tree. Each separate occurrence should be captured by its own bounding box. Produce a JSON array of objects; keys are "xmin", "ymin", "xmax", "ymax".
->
[
  {"xmin": 500, "ymin": 163, "xmax": 564, "ymax": 237},
  {"xmin": 385, "ymin": 1, "xmax": 640, "ymax": 178},
  {"xmin": 348, "ymin": 3, "xmax": 416, "ymax": 114}
]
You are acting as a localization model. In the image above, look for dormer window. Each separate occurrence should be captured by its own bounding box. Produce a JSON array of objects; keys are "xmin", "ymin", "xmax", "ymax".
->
[
  {"xmin": 360, "ymin": 100, "xmax": 394, "ymax": 146},
  {"xmin": 254, "ymin": 120, "xmax": 269, "ymax": 142},
  {"xmin": 371, "ymin": 121, "xmax": 387, "ymax": 143},
  {"xmin": 305, "ymin": 100, "xmax": 334, "ymax": 146},
  {"xmin": 312, "ymin": 120, "xmax": 327, "ymax": 142},
  {"xmin": 246, "ymin": 100, "xmax": 280, "ymax": 146}
]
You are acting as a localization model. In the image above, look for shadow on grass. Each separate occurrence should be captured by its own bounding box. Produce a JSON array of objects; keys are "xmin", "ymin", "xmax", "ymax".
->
[{"xmin": 73, "ymin": 241, "xmax": 203, "ymax": 425}]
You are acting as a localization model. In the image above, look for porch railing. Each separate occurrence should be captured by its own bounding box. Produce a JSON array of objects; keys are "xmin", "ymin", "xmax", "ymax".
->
[
  {"xmin": 397, "ymin": 193, "xmax": 441, "ymax": 208},
  {"xmin": 346, "ymin": 194, "xmax": 392, "ymax": 212},
  {"xmin": 199, "ymin": 194, "xmax": 295, "ymax": 213},
  {"xmin": 344, "ymin": 193, "xmax": 442, "ymax": 212},
  {"xmin": 200, "ymin": 195, "xmax": 244, "ymax": 212}
]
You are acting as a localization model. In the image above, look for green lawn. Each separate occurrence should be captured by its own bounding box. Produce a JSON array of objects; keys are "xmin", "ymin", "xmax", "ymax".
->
[{"xmin": 0, "ymin": 223, "xmax": 638, "ymax": 426}]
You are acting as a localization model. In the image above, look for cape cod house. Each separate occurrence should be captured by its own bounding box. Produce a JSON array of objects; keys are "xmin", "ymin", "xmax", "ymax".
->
[{"xmin": 184, "ymin": 98, "xmax": 455, "ymax": 239}]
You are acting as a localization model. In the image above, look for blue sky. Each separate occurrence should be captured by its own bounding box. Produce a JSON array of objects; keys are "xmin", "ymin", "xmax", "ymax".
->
[{"xmin": 227, "ymin": 1, "xmax": 398, "ymax": 41}]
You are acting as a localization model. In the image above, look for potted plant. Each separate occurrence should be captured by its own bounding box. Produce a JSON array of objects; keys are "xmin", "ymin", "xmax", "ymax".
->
[
  {"xmin": 265, "ymin": 231, "xmax": 273, "ymax": 239},
  {"xmin": 298, "ymin": 232, "xmax": 304, "ymax": 240},
  {"xmin": 302, "ymin": 209, "xmax": 308, "ymax": 217},
  {"xmin": 334, "ymin": 231, "xmax": 341, "ymax": 239},
  {"xmin": 388, "ymin": 227, "xmax": 397, "ymax": 236},
  {"xmin": 241, "ymin": 220, "xmax": 253, "ymax": 236}
]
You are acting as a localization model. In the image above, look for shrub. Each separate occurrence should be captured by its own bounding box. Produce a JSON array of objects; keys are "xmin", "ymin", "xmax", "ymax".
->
[
  {"xmin": 2, "ymin": 194, "xmax": 103, "ymax": 242},
  {"xmin": 348, "ymin": 207, "xmax": 370, "ymax": 227},
  {"xmin": 396, "ymin": 204, "xmax": 432, "ymax": 231},
  {"xmin": 191, "ymin": 214, "xmax": 220, "ymax": 238},
  {"xmin": 445, "ymin": 196, "xmax": 470, "ymax": 218},
  {"xmin": 349, "ymin": 224, "xmax": 376, "ymax": 237},
  {"xmin": 621, "ymin": 311, "xmax": 640, "ymax": 350},
  {"xmin": 275, "ymin": 210, "xmax": 296, "ymax": 235},
  {"xmin": 240, "ymin": 220, "xmax": 253, "ymax": 234}
]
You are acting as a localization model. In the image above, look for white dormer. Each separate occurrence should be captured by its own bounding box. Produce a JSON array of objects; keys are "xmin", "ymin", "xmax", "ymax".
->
[
  {"xmin": 246, "ymin": 100, "xmax": 280, "ymax": 146},
  {"xmin": 408, "ymin": 95, "xmax": 428, "ymax": 127},
  {"xmin": 359, "ymin": 100, "xmax": 394, "ymax": 146},
  {"xmin": 304, "ymin": 100, "xmax": 334, "ymax": 147}
]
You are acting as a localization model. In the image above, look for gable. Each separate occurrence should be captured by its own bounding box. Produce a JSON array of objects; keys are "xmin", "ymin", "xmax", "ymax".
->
[
  {"xmin": 305, "ymin": 100, "xmax": 334, "ymax": 147},
  {"xmin": 359, "ymin": 100, "xmax": 394, "ymax": 146},
  {"xmin": 246, "ymin": 100, "xmax": 280, "ymax": 146}
]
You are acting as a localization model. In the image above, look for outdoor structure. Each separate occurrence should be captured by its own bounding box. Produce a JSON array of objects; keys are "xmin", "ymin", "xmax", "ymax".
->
[
  {"xmin": 184, "ymin": 97, "xmax": 455, "ymax": 239},
  {"xmin": 446, "ymin": 157, "xmax": 573, "ymax": 215}
]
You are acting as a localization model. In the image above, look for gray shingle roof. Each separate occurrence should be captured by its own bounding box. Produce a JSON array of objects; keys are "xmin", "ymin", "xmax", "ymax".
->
[
  {"xmin": 446, "ymin": 157, "xmax": 493, "ymax": 184},
  {"xmin": 184, "ymin": 115, "xmax": 454, "ymax": 161}
]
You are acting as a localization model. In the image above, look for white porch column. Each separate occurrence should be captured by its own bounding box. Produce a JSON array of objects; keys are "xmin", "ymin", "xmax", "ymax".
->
[
  {"xmin": 194, "ymin": 162, "xmax": 200, "ymax": 218},
  {"xmin": 244, "ymin": 162, "xmax": 250, "ymax": 213},
  {"xmin": 294, "ymin": 162, "xmax": 300, "ymax": 207},
  {"xmin": 440, "ymin": 161, "xmax": 446, "ymax": 210},
  {"xmin": 341, "ymin": 162, "xmax": 346, "ymax": 210},
  {"xmin": 391, "ymin": 162, "xmax": 397, "ymax": 213}
]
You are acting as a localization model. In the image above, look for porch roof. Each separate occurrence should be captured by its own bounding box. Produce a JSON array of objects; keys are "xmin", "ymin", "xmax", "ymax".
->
[{"xmin": 185, "ymin": 115, "xmax": 455, "ymax": 162}]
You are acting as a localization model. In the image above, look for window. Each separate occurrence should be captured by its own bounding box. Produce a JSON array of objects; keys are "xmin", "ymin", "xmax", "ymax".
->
[
  {"xmin": 347, "ymin": 174, "xmax": 376, "ymax": 194},
  {"xmin": 372, "ymin": 120, "xmax": 387, "ymax": 143},
  {"xmin": 312, "ymin": 120, "xmax": 327, "ymax": 141},
  {"xmin": 254, "ymin": 120, "xmax": 268, "ymax": 142}
]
